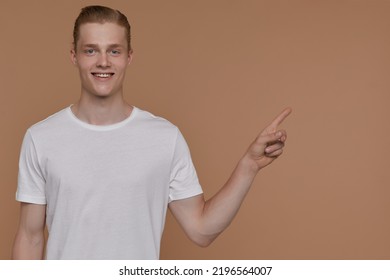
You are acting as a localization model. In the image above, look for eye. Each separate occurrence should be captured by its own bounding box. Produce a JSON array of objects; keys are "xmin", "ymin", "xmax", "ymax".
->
[
  {"xmin": 110, "ymin": 49, "xmax": 121, "ymax": 55},
  {"xmin": 84, "ymin": 49, "xmax": 96, "ymax": 55}
]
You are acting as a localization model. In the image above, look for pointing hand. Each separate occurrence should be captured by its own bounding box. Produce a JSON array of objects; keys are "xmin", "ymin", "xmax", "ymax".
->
[{"xmin": 244, "ymin": 108, "xmax": 292, "ymax": 171}]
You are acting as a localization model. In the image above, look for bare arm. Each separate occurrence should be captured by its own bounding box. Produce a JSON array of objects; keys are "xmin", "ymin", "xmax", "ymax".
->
[
  {"xmin": 169, "ymin": 108, "xmax": 292, "ymax": 247},
  {"xmin": 12, "ymin": 202, "xmax": 46, "ymax": 259}
]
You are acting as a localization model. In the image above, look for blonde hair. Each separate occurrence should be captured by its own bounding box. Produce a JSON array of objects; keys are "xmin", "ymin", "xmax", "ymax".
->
[{"xmin": 73, "ymin": 5, "xmax": 132, "ymax": 51}]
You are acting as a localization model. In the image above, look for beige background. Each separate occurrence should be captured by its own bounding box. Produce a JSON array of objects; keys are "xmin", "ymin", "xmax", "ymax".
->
[{"xmin": 1, "ymin": 0, "xmax": 389, "ymax": 259}]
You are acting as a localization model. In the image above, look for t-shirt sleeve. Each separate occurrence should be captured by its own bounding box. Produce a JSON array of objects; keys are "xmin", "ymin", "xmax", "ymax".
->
[
  {"xmin": 16, "ymin": 130, "xmax": 47, "ymax": 205},
  {"xmin": 169, "ymin": 129, "xmax": 203, "ymax": 202}
]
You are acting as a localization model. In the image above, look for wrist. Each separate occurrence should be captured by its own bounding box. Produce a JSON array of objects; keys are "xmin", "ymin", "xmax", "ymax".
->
[{"xmin": 239, "ymin": 154, "xmax": 261, "ymax": 176}]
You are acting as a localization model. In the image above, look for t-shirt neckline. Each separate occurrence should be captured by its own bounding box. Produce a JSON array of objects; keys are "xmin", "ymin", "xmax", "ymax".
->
[{"xmin": 66, "ymin": 105, "xmax": 138, "ymax": 131}]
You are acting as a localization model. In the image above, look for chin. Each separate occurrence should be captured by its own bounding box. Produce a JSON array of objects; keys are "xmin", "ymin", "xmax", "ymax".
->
[
  {"xmin": 91, "ymin": 87, "xmax": 116, "ymax": 97},
  {"xmin": 93, "ymin": 92, "xmax": 114, "ymax": 98},
  {"xmin": 83, "ymin": 84, "xmax": 120, "ymax": 98}
]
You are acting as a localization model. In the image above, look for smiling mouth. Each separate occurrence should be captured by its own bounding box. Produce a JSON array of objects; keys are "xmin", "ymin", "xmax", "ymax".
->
[{"xmin": 92, "ymin": 73, "xmax": 115, "ymax": 78}]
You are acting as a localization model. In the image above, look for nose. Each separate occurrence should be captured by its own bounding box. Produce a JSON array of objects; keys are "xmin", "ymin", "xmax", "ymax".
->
[{"xmin": 97, "ymin": 53, "xmax": 111, "ymax": 68}]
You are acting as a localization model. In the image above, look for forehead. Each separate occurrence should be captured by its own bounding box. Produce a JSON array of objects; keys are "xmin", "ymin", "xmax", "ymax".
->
[{"xmin": 78, "ymin": 22, "xmax": 127, "ymax": 46}]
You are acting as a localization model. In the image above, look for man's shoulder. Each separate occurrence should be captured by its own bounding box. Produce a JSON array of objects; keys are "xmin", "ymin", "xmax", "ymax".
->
[
  {"xmin": 135, "ymin": 107, "xmax": 178, "ymax": 132},
  {"xmin": 27, "ymin": 107, "xmax": 70, "ymax": 135}
]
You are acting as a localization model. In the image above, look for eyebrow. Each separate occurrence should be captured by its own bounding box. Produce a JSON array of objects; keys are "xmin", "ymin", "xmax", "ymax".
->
[{"xmin": 81, "ymin": 44, "xmax": 125, "ymax": 49}]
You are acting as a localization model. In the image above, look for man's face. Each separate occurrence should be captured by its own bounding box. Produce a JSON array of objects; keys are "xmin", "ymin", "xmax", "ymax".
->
[{"xmin": 71, "ymin": 22, "xmax": 132, "ymax": 98}]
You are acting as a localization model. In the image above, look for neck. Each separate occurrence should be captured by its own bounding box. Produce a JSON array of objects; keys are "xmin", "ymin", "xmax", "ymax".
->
[{"xmin": 71, "ymin": 94, "xmax": 133, "ymax": 126}]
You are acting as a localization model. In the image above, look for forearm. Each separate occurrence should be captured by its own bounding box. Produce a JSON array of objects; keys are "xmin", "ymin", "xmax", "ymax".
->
[
  {"xmin": 170, "ymin": 108, "xmax": 290, "ymax": 247},
  {"xmin": 12, "ymin": 231, "xmax": 45, "ymax": 260},
  {"xmin": 199, "ymin": 155, "xmax": 259, "ymax": 241}
]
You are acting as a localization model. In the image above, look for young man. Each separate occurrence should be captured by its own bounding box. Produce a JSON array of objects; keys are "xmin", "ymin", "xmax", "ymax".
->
[{"xmin": 12, "ymin": 5, "xmax": 291, "ymax": 259}]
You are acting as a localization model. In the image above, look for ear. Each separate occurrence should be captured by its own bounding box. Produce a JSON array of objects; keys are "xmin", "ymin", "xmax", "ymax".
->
[
  {"xmin": 70, "ymin": 49, "xmax": 77, "ymax": 66},
  {"xmin": 127, "ymin": 50, "xmax": 133, "ymax": 65}
]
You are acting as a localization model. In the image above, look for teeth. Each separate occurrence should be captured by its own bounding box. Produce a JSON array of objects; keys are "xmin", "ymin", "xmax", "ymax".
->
[{"xmin": 94, "ymin": 73, "xmax": 112, "ymax": 78}]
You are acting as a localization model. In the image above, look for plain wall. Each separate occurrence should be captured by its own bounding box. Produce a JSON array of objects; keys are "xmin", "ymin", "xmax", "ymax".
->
[{"xmin": 1, "ymin": 0, "xmax": 390, "ymax": 259}]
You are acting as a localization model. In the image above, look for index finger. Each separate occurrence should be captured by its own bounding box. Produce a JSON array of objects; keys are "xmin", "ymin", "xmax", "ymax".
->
[{"xmin": 267, "ymin": 107, "xmax": 292, "ymax": 129}]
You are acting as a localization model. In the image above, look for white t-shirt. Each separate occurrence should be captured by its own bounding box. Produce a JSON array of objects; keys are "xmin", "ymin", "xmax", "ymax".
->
[{"xmin": 16, "ymin": 106, "xmax": 203, "ymax": 259}]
